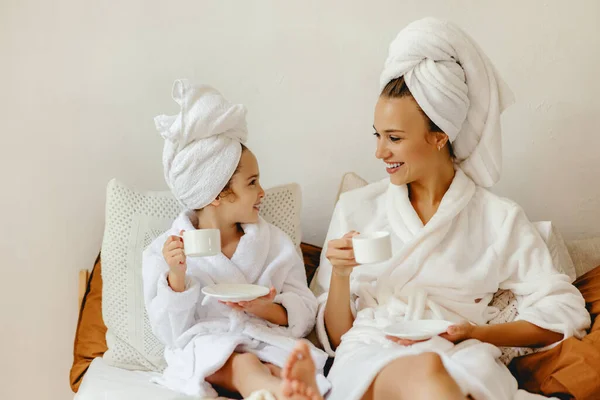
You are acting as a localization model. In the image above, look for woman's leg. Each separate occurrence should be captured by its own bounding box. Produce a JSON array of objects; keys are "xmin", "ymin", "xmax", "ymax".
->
[{"xmin": 361, "ymin": 352, "xmax": 464, "ymax": 400}]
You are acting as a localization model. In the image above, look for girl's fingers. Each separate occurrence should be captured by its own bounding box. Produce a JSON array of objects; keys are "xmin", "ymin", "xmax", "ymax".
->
[{"xmin": 167, "ymin": 240, "xmax": 184, "ymax": 251}]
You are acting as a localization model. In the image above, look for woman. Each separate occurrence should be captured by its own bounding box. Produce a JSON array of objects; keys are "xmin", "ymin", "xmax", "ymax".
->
[{"xmin": 312, "ymin": 18, "xmax": 590, "ymax": 400}]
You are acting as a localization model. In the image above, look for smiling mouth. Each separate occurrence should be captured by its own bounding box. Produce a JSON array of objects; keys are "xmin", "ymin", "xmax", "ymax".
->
[{"xmin": 385, "ymin": 162, "xmax": 404, "ymax": 173}]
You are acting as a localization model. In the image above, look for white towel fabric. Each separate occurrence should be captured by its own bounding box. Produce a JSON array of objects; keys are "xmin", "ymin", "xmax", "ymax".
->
[
  {"xmin": 380, "ymin": 17, "xmax": 515, "ymax": 188},
  {"xmin": 155, "ymin": 79, "xmax": 248, "ymax": 210}
]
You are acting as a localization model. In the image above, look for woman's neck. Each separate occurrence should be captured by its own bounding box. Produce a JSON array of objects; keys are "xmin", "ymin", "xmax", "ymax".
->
[
  {"xmin": 409, "ymin": 161, "xmax": 455, "ymax": 205},
  {"xmin": 408, "ymin": 161, "xmax": 455, "ymax": 224}
]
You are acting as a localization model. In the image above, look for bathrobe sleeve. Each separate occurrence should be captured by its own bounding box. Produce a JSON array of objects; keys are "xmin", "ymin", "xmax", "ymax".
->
[
  {"xmin": 497, "ymin": 203, "xmax": 590, "ymax": 341},
  {"xmin": 269, "ymin": 228, "xmax": 318, "ymax": 338},
  {"xmin": 313, "ymin": 201, "xmax": 358, "ymax": 356},
  {"xmin": 142, "ymin": 233, "xmax": 201, "ymax": 348}
]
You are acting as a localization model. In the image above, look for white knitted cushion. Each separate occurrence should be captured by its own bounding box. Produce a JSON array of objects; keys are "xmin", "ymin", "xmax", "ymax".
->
[
  {"xmin": 487, "ymin": 290, "xmax": 534, "ymax": 365},
  {"xmin": 332, "ymin": 172, "xmax": 576, "ymax": 365},
  {"xmin": 101, "ymin": 179, "xmax": 302, "ymax": 371}
]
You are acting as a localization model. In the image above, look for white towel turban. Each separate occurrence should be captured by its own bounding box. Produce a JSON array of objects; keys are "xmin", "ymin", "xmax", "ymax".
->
[
  {"xmin": 380, "ymin": 18, "xmax": 515, "ymax": 187},
  {"xmin": 155, "ymin": 79, "xmax": 248, "ymax": 210}
]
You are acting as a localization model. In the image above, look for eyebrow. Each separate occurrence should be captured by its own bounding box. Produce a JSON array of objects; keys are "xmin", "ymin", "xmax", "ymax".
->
[
  {"xmin": 373, "ymin": 125, "xmax": 405, "ymax": 133},
  {"xmin": 248, "ymin": 174, "xmax": 259, "ymax": 180}
]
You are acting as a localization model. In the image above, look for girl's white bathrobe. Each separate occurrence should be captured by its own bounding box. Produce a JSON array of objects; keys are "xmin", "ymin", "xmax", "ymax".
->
[
  {"xmin": 143, "ymin": 213, "xmax": 329, "ymax": 398},
  {"xmin": 313, "ymin": 169, "xmax": 590, "ymax": 400}
]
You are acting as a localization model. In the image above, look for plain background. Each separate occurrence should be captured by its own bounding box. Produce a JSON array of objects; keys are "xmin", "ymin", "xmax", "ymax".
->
[{"xmin": 1, "ymin": 1, "xmax": 599, "ymax": 398}]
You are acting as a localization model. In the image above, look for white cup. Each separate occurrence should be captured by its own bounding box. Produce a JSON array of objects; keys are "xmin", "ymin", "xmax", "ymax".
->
[
  {"xmin": 183, "ymin": 229, "xmax": 221, "ymax": 257},
  {"xmin": 352, "ymin": 231, "xmax": 392, "ymax": 264}
]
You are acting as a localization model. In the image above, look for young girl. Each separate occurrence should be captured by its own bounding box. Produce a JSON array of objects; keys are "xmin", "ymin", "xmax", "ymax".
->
[{"xmin": 143, "ymin": 80, "xmax": 328, "ymax": 400}]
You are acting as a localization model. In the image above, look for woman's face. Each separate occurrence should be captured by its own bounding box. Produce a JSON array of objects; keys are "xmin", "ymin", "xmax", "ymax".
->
[{"xmin": 373, "ymin": 95, "xmax": 446, "ymax": 186}]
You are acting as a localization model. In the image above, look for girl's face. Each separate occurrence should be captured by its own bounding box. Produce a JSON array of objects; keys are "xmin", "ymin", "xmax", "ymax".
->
[
  {"xmin": 219, "ymin": 150, "xmax": 265, "ymax": 224},
  {"xmin": 373, "ymin": 95, "xmax": 447, "ymax": 186}
]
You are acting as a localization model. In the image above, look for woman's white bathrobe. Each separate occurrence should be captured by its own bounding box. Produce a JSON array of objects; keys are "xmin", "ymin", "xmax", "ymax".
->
[
  {"xmin": 144, "ymin": 213, "xmax": 329, "ymax": 397},
  {"xmin": 313, "ymin": 170, "xmax": 590, "ymax": 400}
]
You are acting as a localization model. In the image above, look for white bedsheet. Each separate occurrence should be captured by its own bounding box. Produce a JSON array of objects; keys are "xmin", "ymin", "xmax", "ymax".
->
[{"xmin": 74, "ymin": 358, "xmax": 220, "ymax": 400}]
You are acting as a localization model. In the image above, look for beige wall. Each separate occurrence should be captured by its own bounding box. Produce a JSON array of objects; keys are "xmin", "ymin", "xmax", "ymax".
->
[{"xmin": 1, "ymin": 1, "xmax": 599, "ymax": 398}]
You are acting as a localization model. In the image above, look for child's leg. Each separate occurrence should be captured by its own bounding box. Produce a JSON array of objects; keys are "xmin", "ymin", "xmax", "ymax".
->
[
  {"xmin": 207, "ymin": 352, "xmax": 281, "ymax": 397},
  {"xmin": 207, "ymin": 348, "xmax": 322, "ymax": 400},
  {"xmin": 265, "ymin": 363, "xmax": 282, "ymax": 377}
]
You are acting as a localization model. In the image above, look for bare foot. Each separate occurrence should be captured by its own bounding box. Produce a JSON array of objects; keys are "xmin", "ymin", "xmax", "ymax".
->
[{"xmin": 281, "ymin": 340, "xmax": 322, "ymax": 400}]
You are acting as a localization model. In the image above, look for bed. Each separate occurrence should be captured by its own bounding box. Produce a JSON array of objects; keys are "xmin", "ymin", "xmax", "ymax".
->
[{"xmin": 71, "ymin": 173, "xmax": 600, "ymax": 400}]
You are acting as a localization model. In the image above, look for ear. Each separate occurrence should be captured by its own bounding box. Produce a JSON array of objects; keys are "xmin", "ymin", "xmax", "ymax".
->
[
  {"xmin": 210, "ymin": 196, "xmax": 221, "ymax": 207},
  {"xmin": 433, "ymin": 132, "xmax": 449, "ymax": 150}
]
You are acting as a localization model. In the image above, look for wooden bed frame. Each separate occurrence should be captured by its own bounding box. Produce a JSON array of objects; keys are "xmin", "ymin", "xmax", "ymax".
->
[{"xmin": 78, "ymin": 269, "xmax": 90, "ymax": 310}]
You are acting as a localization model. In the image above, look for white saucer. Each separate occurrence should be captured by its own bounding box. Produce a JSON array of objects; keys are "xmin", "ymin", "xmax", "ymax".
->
[
  {"xmin": 383, "ymin": 320, "xmax": 454, "ymax": 341},
  {"xmin": 202, "ymin": 284, "xmax": 270, "ymax": 302}
]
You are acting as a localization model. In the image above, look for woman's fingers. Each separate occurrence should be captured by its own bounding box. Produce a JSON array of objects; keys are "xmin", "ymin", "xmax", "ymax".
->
[
  {"xmin": 386, "ymin": 335, "xmax": 427, "ymax": 346},
  {"xmin": 328, "ymin": 237, "xmax": 354, "ymax": 250},
  {"xmin": 326, "ymin": 246, "xmax": 355, "ymax": 261},
  {"xmin": 342, "ymin": 231, "xmax": 360, "ymax": 239}
]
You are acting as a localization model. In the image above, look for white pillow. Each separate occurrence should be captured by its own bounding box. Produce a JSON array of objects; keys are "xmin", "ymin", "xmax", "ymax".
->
[
  {"xmin": 566, "ymin": 236, "xmax": 600, "ymax": 278},
  {"xmin": 533, "ymin": 221, "xmax": 577, "ymax": 282},
  {"xmin": 101, "ymin": 179, "xmax": 303, "ymax": 371}
]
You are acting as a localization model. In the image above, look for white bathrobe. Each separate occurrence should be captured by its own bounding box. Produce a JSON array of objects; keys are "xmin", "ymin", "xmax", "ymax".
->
[
  {"xmin": 313, "ymin": 170, "xmax": 590, "ymax": 400},
  {"xmin": 143, "ymin": 213, "xmax": 329, "ymax": 397}
]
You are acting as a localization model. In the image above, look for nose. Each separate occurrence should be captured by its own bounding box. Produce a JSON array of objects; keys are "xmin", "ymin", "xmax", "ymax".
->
[
  {"xmin": 375, "ymin": 138, "xmax": 391, "ymax": 160},
  {"xmin": 258, "ymin": 183, "xmax": 265, "ymax": 199}
]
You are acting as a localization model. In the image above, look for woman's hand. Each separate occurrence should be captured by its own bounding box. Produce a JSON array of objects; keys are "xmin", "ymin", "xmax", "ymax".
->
[
  {"xmin": 326, "ymin": 231, "xmax": 360, "ymax": 277},
  {"xmin": 439, "ymin": 321, "xmax": 475, "ymax": 344},
  {"xmin": 162, "ymin": 230, "xmax": 187, "ymax": 292},
  {"xmin": 386, "ymin": 321, "xmax": 475, "ymax": 346}
]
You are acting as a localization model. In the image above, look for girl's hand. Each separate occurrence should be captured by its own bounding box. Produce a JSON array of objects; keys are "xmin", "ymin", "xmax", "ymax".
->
[
  {"xmin": 162, "ymin": 230, "xmax": 187, "ymax": 291},
  {"xmin": 221, "ymin": 287, "xmax": 277, "ymax": 314},
  {"xmin": 326, "ymin": 231, "xmax": 360, "ymax": 277},
  {"xmin": 220, "ymin": 287, "xmax": 288, "ymax": 325}
]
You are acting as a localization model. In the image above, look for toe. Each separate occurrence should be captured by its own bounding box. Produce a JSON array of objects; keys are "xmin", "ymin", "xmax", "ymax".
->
[{"xmin": 282, "ymin": 380, "xmax": 293, "ymax": 396}]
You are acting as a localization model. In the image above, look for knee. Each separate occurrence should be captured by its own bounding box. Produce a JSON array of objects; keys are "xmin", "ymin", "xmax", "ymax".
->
[
  {"xmin": 372, "ymin": 353, "xmax": 454, "ymax": 399},
  {"xmin": 377, "ymin": 352, "xmax": 447, "ymax": 386},
  {"xmin": 414, "ymin": 352, "xmax": 446, "ymax": 378}
]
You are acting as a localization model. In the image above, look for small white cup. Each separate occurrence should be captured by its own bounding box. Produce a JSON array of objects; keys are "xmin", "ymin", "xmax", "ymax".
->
[
  {"xmin": 183, "ymin": 229, "xmax": 221, "ymax": 257},
  {"xmin": 352, "ymin": 231, "xmax": 392, "ymax": 264}
]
